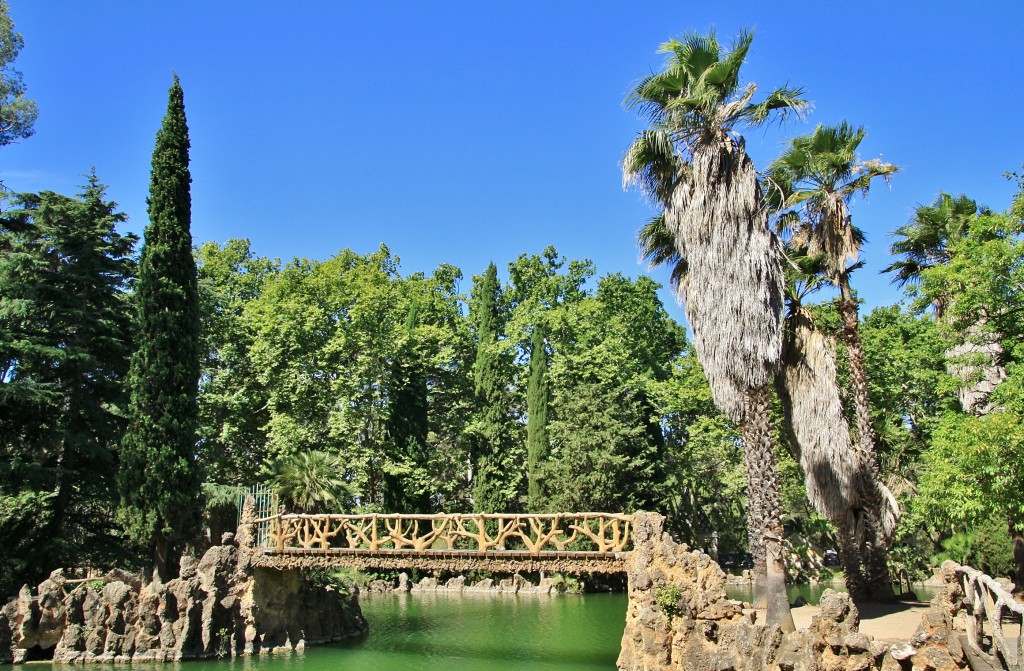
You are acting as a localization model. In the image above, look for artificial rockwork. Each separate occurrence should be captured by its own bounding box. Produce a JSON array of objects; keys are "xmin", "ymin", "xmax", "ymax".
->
[
  {"xmin": 361, "ymin": 572, "xmax": 565, "ymax": 595},
  {"xmin": 619, "ymin": 511, "xmax": 969, "ymax": 671},
  {"xmin": 0, "ymin": 514, "xmax": 366, "ymax": 663}
]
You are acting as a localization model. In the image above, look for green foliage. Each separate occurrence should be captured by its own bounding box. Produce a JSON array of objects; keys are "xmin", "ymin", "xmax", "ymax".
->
[
  {"xmin": 0, "ymin": 175, "xmax": 137, "ymax": 591},
  {"xmin": 931, "ymin": 517, "xmax": 1014, "ymax": 578},
  {"xmin": 269, "ymin": 451, "xmax": 356, "ymax": 514},
  {"xmin": 655, "ymin": 585, "xmax": 683, "ymax": 622},
  {"xmin": 307, "ymin": 567, "xmax": 361, "ymax": 593},
  {"xmin": 0, "ymin": 488, "xmax": 53, "ymax": 596},
  {"xmin": 913, "ymin": 409, "xmax": 1024, "ymax": 534},
  {"xmin": 246, "ymin": 246, "xmax": 471, "ymax": 511},
  {"xmin": 860, "ymin": 305, "xmax": 955, "ymax": 491},
  {"xmin": 886, "ymin": 538, "xmax": 933, "ymax": 583},
  {"xmin": 917, "ymin": 211, "xmax": 1024, "ymax": 341},
  {"xmin": 469, "ymin": 262, "xmax": 520, "ymax": 512},
  {"xmin": 549, "ymin": 572, "xmax": 582, "ymax": 594},
  {"xmin": 0, "ymin": 1, "xmax": 37, "ymax": 148},
  {"xmin": 382, "ymin": 301, "xmax": 432, "ymax": 513},
  {"xmin": 196, "ymin": 239, "xmax": 278, "ymax": 484},
  {"xmin": 526, "ymin": 323, "xmax": 549, "ymax": 508},
  {"xmin": 543, "ymin": 274, "xmax": 684, "ymax": 514},
  {"xmin": 651, "ymin": 351, "xmax": 745, "ymax": 550},
  {"xmin": 119, "ymin": 77, "xmax": 203, "ymax": 577}
]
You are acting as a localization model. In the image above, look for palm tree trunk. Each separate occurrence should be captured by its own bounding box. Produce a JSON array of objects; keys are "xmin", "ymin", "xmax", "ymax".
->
[
  {"xmin": 837, "ymin": 281, "xmax": 894, "ymax": 600},
  {"xmin": 743, "ymin": 385, "xmax": 794, "ymax": 631},
  {"xmin": 838, "ymin": 514, "xmax": 866, "ymax": 600},
  {"xmin": 946, "ymin": 314, "xmax": 1006, "ymax": 415}
]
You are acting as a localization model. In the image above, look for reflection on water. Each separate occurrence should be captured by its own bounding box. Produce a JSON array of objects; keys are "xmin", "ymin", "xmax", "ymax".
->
[
  {"xmin": 50, "ymin": 583, "xmax": 939, "ymax": 671},
  {"xmin": 329, "ymin": 592, "xmax": 628, "ymax": 671},
  {"xmin": 74, "ymin": 593, "xmax": 627, "ymax": 671}
]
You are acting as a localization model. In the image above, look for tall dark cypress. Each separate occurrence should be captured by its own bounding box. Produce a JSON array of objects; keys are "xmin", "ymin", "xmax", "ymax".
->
[
  {"xmin": 383, "ymin": 302, "xmax": 431, "ymax": 513},
  {"xmin": 525, "ymin": 323, "xmax": 548, "ymax": 509},
  {"xmin": 118, "ymin": 76, "xmax": 202, "ymax": 581},
  {"xmin": 470, "ymin": 263, "xmax": 517, "ymax": 512}
]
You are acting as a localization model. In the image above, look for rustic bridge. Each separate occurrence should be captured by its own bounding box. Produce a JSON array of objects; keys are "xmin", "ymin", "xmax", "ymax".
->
[
  {"xmin": 951, "ymin": 562, "xmax": 1023, "ymax": 671},
  {"xmin": 250, "ymin": 512, "xmax": 634, "ymax": 574}
]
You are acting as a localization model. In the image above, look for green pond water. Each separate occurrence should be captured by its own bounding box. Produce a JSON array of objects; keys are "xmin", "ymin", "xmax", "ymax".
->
[
  {"xmin": 330, "ymin": 592, "xmax": 628, "ymax": 670},
  {"xmin": 86, "ymin": 593, "xmax": 628, "ymax": 671},
  {"xmin": 63, "ymin": 584, "xmax": 937, "ymax": 670}
]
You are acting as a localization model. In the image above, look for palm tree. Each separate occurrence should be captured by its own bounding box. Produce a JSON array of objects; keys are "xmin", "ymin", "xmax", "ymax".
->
[
  {"xmin": 765, "ymin": 123, "xmax": 899, "ymax": 599},
  {"xmin": 885, "ymin": 194, "xmax": 1005, "ymax": 414},
  {"xmin": 625, "ymin": 29, "xmax": 805, "ymax": 630},
  {"xmin": 269, "ymin": 450, "xmax": 356, "ymax": 513},
  {"xmin": 884, "ymin": 193, "xmax": 982, "ymax": 314}
]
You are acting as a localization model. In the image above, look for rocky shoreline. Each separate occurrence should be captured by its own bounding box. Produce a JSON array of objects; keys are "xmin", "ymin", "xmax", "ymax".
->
[
  {"xmin": 618, "ymin": 512, "xmax": 972, "ymax": 671},
  {"xmin": 0, "ymin": 523, "xmax": 366, "ymax": 664},
  {"xmin": 361, "ymin": 572, "xmax": 574, "ymax": 595}
]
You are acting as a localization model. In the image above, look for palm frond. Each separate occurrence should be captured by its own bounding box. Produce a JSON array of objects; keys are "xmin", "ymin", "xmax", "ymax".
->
[
  {"xmin": 622, "ymin": 128, "xmax": 684, "ymax": 204},
  {"xmin": 767, "ymin": 122, "xmax": 895, "ymax": 282},
  {"xmin": 884, "ymin": 192, "xmax": 979, "ymax": 286},
  {"xmin": 269, "ymin": 450, "xmax": 357, "ymax": 513},
  {"xmin": 740, "ymin": 85, "xmax": 808, "ymax": 125},
  {"xmin": 637, "ymin": 212, "xmax": 687, "ymax": 295}
]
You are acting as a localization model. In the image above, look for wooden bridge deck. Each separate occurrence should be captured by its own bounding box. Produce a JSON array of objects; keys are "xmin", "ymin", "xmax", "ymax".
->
[
  {"xmin": 253, "ymin": 547, "xmax": 629, "ymax": 573},
  {"xmin": 252, "ymin": 512, "xmax": 634, "ymax": 574}
]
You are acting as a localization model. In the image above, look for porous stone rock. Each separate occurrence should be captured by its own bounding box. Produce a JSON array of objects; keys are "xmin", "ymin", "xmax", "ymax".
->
[
  {"xmin": 617, "ymin": 512, "xmax": 970, "ymax": 671},
  {"xmin": 0, "ymin": 503, "xmax": 366, "ymax": 664}
]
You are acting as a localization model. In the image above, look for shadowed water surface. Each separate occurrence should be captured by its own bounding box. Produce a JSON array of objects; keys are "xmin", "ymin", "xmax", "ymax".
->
[
  {"xmin": 329, "ymin": 592, "xmax": 628, "ymax": 670},
  {"xmin": 77, "ymin": 593, "xmax": 627, "ymax": 671}
]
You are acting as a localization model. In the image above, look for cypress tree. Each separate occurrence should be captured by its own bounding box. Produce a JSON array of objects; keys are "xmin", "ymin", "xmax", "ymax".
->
[
  {"xmin": 383, "ymin": 302, "xmax": 431, "ymax": 513},
  {"xmin": 470, "ymin": 263, "xmax": 518, "ymax": 512},
  {"xmin": 525, "ymin": 323, "xmax": 548, "ymax": 509},
  {"xmin": 118, "ymin": 76, "xmax": 202, "ymax": 581}
]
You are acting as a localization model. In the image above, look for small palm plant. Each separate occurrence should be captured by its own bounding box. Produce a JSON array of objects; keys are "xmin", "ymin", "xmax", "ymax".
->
[{"xmin": 269, "ymin": 450, "xmax": 356, "ymax": 513}]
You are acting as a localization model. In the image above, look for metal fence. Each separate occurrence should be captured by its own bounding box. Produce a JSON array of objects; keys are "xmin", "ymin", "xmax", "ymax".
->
[{"xmin": 236, "ymin": 484, "xmax": 277, "ymax": 547}]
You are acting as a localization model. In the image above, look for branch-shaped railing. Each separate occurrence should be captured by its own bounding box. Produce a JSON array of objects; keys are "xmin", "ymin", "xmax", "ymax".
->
[
  {"xmin": 254, "ymin": 513, "xmax": 633, "ymax": 556},
  {"xmin": 954, "ymin": 562, "xmax": 1024, "ymax": 671}
]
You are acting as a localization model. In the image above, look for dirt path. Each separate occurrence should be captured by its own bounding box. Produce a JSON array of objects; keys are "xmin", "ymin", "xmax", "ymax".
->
[{"xmin": 786, "ymin": 600, "xmax": 932, "ymax": 641}]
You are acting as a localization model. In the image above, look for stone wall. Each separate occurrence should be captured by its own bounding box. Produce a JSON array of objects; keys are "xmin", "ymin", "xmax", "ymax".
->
[
  {"xmin": 0, "ymin": 522, "xmax": 366, "ymax": 663},
  {"xmin": 361, "ymin": 572, "xmax": 563, "ymax": 595},
  {"xmin": 618, "ymin": 511, "xmax": 970, "ymax": 671}
]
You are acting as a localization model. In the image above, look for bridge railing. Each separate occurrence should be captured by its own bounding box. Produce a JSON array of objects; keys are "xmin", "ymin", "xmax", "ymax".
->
[
  {"xmin": 253, "ymin": 512, "xmax": 633, "ymax": 556},
  {"xmin": 953, "ymin": 562, "xmax": 1023, "ymax": 671}
]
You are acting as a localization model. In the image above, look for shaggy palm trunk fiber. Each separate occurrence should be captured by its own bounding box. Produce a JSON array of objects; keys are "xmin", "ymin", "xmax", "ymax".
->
[
  {"xmin": 743, "ymin": 386, "xmax": 794, "ymax": 632},
  {"xmin": 777, "ymin": 310, "xmax": 867, "ymax": 598},
  {"xmin": 667, "ymin": 137, "xmax": 787, "ymax": 625},
  {"xmin": 668, "ymin": 139, "xmax": 785, "ymax": 423},
  {"xmin": 838, "ymin": 290, "xmax": 897, "ymax": 600},
  {"xmin": 946, "ymin": 315, "xmax": 1006, "ymax": 415}
]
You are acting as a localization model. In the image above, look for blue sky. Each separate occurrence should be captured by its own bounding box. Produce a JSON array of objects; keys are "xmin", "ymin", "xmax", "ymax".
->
[{"xmin": 4, "ymin": 2, "xmax": 1023, "ymax": 325}]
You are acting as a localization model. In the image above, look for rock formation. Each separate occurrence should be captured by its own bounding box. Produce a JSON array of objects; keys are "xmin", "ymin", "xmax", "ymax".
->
[
  {"xmin": 0, "ymin": 515, "xmax": 365, "ymax": 663},
  {"xmin": 360, "ymin": 572, "xmax": 561, "ymax": 595},
  {"xmin": 619, "ymin": 511, "xmax": 969, "ymax": 671}
]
